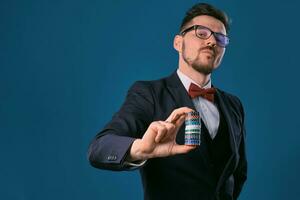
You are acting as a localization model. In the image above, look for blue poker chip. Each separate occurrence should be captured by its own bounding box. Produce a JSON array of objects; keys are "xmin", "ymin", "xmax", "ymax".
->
[{"xmin": 185, "ymin": 111, "xmax": 201, "ymax": 146}]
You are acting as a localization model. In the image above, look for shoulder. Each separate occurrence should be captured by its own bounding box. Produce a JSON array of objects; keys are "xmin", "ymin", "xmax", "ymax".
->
[
  {"xmin": 218, "ymin": 89, "xmax": 242, "ymax": 106},
  {"xmin": 217, "ymin": 88, "xmax": 245, "ymax": 117},
  {"xmin": 125, "ymin": 75, "xmax": 169, "ymax": 105},
  {"xmin": 129, "ymin": 74, "xmax": 170, "ymax": 93}
]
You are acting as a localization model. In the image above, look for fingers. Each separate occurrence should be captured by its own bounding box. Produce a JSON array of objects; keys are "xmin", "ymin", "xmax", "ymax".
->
[
  {"xmin": 144, "ymin": 107, "xmax": 195, "ymax": 146},
  {"xmin": 173, "ymin": 114, "xmax": 185, "ymax": 128},
  {"xmin": 166, "ymin": 107, "xmax": 194, "ymax": 124},
  {"xmin": 171, "ymin": 144, "xmax": 196, "ymax": 155},
  {"xmin": 154, "ymin": 121, "xmax": 175, "ymax": 143}
]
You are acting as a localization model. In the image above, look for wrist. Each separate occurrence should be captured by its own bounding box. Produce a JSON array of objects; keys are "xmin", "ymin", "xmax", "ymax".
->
[{"xmin": 129, "ymin": 139, "xmax": 147, "ymax": 161}]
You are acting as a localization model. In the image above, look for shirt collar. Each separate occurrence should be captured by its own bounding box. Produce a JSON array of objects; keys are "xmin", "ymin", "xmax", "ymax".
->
[{"xmin": 176, "ymin": 69, "xmax": 212, "ymax": 92}]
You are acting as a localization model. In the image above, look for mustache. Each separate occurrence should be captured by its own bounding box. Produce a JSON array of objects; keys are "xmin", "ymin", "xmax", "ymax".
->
[{"xmin": 199, "ymin": 46, "xmax": 216, "ymax": 55}]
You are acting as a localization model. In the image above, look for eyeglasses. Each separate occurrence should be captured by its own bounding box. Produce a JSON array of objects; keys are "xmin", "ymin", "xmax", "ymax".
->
[{"xmin": 180, "ymin": 25, "xmax": 229, "ymax": 48}]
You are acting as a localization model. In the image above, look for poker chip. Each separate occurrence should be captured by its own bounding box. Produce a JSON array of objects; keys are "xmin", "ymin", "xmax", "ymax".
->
[{"xmin": 185, "ymin": 111, "xmax": 201, "ymax": 146}]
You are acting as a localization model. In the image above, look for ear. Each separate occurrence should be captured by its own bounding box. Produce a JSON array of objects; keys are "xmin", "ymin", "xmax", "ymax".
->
[{"xmin": 173, "ymin": 35, "xmax": 183, "ymax": 53}]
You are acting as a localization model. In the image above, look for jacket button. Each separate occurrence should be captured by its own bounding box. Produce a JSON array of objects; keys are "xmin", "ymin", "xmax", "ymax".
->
[{"xmin": 107, "ymin": 155, "xmax": 117, "ymax": 161}]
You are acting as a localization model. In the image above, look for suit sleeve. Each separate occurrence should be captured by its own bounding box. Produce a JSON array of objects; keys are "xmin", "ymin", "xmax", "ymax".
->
[
  {"xmin": 233, "ymin": 99, "xmax": 248, "ymax": 199},
  {"xmin": 87, "ymin": 81, "xmax": 154, "ymax": 171}
]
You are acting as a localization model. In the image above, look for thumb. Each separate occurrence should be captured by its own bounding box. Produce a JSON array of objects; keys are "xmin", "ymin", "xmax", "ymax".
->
[{"xmin": 171, "ymin": 144, "xmax": 196, "ymax": 155}]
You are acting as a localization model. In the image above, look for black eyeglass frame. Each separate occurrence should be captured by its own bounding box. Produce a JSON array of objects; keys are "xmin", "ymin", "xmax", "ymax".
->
[{"xmin": 180, "ymin": 25, "xmax": 229, "ymax": 48}]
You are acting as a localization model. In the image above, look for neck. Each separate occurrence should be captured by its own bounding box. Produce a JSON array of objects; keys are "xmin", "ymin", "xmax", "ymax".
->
[{"xmin": 178, "ymin": 61, "xmax": 211, "ymax": 87}]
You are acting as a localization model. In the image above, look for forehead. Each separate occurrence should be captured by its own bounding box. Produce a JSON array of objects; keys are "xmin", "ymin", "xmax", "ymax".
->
[{"xmin": 190, "ymin": 15, "xmax": 226, "ymax": 34}]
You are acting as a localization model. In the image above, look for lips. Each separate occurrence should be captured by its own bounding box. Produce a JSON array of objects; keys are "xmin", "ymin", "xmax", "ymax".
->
[{"xmin": 201, "ymin": 50, "xmax": 215, "ymax": 56}]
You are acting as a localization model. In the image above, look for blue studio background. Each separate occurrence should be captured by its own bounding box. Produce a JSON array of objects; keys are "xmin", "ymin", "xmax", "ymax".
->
[{"xmin": 1, "ymin": 0, "xmax": 299, "ymax": 199}]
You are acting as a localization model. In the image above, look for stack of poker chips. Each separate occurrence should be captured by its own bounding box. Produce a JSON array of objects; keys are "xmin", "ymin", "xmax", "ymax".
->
[{"xmin": 184, "ymin": 111, "xmax": 201, "ymax": 146}]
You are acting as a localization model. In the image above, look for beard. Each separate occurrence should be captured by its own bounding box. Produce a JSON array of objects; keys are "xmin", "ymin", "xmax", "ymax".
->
[
  {"xmin": 190, "ymin": 59, "xmax": 214, "ymax": 75},
  {"xmin": 182, "ymin": 43, "xmax": 215, "ymax": 75}
]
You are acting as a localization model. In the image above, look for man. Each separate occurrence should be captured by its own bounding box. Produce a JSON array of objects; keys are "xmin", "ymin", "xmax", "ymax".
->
[{"xmin": 88, "ymin": 3, "xmax": 247, "ymax": 200}]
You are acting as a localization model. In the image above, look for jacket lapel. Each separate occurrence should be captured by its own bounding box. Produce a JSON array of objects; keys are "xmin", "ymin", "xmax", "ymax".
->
[
  {"xmin": 215, "ymin": 89, "xmax": 238, "ymax": 155},
  {"xmin": 165, "ymin": 71, "xmax": 196, "ymax": 111},
  {"xmin": 214, "ymin": 89, "xmax": 242, "ymax": 194}
]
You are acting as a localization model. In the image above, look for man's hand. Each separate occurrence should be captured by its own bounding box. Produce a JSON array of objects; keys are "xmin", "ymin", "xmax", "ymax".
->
[{"xmin": 128, "ymin": 107, "xmax": 196, "ymax": 161}]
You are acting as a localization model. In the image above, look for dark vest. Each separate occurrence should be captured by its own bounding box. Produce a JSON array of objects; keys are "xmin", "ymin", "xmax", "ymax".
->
[{"xmin": 201, "ymin": 96, "xmax": 231, "ymax": 180}]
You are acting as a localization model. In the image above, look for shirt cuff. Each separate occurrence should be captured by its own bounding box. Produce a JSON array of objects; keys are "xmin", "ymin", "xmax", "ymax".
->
[{"xmin": 124, "ymin": 160, "xmax": 147, "ymax": 169}]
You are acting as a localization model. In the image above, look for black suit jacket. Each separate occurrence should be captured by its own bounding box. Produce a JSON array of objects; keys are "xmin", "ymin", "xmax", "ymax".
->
[{"xmin": 88, "ymin": 72, "xmax": 247, "ymax": 200}]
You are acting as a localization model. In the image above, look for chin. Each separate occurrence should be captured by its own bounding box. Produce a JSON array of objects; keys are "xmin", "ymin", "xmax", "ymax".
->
[{"xmin": 191, "ymin": 64, "xmax": 214, "ymax": 75}]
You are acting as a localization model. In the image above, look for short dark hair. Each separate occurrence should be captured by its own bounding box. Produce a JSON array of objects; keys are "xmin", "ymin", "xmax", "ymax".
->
[{"xmin": 180, "ymin": 3, "xmax": 230, "ymax": 33}]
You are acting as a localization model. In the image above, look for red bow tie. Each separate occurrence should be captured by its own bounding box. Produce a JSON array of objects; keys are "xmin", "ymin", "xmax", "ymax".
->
[{"xmin": 188, "ymin": 83, "xmax": 216, "ymax": 102}]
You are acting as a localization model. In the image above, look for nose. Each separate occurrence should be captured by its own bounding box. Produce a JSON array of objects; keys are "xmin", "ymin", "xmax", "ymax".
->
[{"xmin": 206, "ymin": 34, "xmax": 217, "ymax": 48}]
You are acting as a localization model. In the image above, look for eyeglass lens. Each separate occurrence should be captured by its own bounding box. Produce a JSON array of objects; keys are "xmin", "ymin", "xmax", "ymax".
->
[{"xmin": 196, "ymin": 27, "xmax": 228, "ymax": 47}]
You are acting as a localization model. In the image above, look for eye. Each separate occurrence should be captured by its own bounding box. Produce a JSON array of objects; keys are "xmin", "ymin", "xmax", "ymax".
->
[{"xmin": 196, "ymin": 29, "xmax": 210, "ymax": 38}]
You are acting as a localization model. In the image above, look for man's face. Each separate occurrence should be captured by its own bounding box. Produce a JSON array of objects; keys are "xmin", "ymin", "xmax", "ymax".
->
[{"xmin": 179, "ymin": 15, "xmax": 227, "ymax": 75}]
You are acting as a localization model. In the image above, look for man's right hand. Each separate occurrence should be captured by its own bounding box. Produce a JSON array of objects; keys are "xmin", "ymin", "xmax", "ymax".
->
[{"xmin": 128, "ymin": 107, "xmax": 196, "ymax": 161}]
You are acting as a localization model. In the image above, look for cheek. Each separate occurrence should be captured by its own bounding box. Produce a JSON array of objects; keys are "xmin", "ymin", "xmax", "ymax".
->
[
  {"xmin": 184, "ymin": 39, "xmax": 202, "ymax": 52},
  {"xmin": 189, "ymin": 45, "xmax": 203, "ymax": 58},
  {"xmin": 218, "ymin": 49, "xmax": 225, "ymax": 60},
  {"xmin": 216, "ymin": 49, "xmax": 225, "ymax": 62}
]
